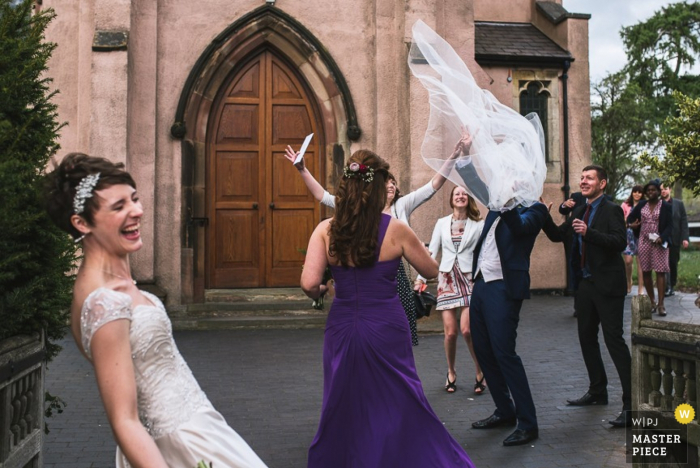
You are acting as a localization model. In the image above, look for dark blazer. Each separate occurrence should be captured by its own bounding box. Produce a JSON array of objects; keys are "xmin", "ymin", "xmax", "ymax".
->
[
  {"xmin": 543, "ymin": 196, "xmax": 627, "ymax": 297},
  {"xmin": 626, "ymin": 199, "xmax": 673, "ymax": 245},
  {"xmin": 472, "ymin": 205, "xmax": 548, "ymax": 301},
  {"xmin": 669, "ymin": 198, "xmax": 689, "ymax": 246}
]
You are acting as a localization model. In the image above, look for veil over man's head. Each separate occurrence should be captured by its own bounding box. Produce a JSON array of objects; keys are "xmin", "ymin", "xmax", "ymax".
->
[{"xmin": 408, "ymin": 20, "xmax": 546, "ymax": 211}]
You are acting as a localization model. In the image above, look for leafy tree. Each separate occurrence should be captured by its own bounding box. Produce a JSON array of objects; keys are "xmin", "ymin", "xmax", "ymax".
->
[
  {"xmin": 0, "ymin": 0, "xmax": 76, "ymax": 359},
  {"xmin": 621, "ymin": 0, "xmax": 700, "ymax": 124},
  {"xmin": 639, "ymin": 92, "xmax": 700, "ymax": 197},
  {"xmin": 591, "ymin": 72, "xmax": 652, "ymax": 198}
]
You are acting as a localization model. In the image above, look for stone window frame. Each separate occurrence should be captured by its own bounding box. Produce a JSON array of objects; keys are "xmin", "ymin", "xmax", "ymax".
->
[{"xmin": 512, "ymin": 70, "xmax": 562, "ymax": 183}]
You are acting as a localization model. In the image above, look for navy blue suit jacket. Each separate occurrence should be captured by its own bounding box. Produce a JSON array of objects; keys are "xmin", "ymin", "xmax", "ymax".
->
[{"xmin": 472, "ymin": 205, "xmax": 548, "ymax": 301}]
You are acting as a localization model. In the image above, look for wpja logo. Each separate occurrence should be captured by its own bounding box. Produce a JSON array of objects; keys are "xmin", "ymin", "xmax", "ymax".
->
[{"xmin": 626, "ymin": 407, "xmax": 691, "ymax": 464}]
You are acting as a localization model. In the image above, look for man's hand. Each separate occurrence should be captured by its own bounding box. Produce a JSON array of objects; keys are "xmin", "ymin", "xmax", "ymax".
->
[
  {"xmin": 561, "ymin": 198, "xmax": 576, "ymax": 209},
  {"xmin": 539, "ymin": 197, "xmax": 553, "ymax": 213},
  {"xmin": 683, "ymin": 240, "xmax": 689, "ymax": 249},
  {"xmin": 285, "ymin": 145, "xmax": 305, "ymax": 171},
  {"xmin": 572, "ymin": 218, "xmax": 588, "ymax": 236},
  {"xmin": 450, "ymin": 130, "xmax": 474, "ymax": 159}
]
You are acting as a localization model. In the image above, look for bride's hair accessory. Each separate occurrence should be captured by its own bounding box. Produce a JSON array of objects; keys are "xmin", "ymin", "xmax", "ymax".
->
[
  {"xmin": 73, "ymin": 173, "xmax": 101, "ymax": 214},
  {"xmin": 343, "ymin": 162, "xmax": 374, "ymax": 183}
]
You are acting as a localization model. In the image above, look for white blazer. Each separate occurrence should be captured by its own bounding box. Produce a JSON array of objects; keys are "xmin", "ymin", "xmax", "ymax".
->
[{"xmin": 417, "ymin": 215, "xmax": 484, "ymax": 282}]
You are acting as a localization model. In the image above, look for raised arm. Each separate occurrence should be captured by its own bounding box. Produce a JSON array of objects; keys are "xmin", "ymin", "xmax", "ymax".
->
[
  {"xmin": 301, "ymin": 219, "xmax": 331, "ymax": 300},
  {"xmin": 91, "ymin": 320, "xmax": 169, "ymax": 468},
  {"xmin": 285, "ymin": 145, "xmax": 333, "ymax": 205}
]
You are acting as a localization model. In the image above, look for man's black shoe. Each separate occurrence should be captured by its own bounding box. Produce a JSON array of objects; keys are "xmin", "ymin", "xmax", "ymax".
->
[
  {"xmin": 472, "ymin": 413, "xmax": 517, "ymax": 429},
  {"xmin": 503, "ymin": 428, "xmax": 538, "ymax": 446},
  {"xmin": 609, "ymin": 410, "xmax": 632, "ymax": 427},
  {"xmin": 566, "ymin": 392, "xmax": 608, "ymax": 406},
  {"xmin": 666, "ymin": 289, "xmax": 675, "ymax": 297}
]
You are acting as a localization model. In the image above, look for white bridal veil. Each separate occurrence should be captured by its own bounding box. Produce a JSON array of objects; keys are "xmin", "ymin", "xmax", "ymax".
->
[{"xmin": 408, "ymin": 20, "xmax": 546, "ymax": 211}]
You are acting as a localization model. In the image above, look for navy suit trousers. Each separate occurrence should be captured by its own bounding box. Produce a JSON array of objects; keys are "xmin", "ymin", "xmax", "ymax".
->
[{"xmin": 470, "ymin": 277, "xmax": 537, "ymax": 431}]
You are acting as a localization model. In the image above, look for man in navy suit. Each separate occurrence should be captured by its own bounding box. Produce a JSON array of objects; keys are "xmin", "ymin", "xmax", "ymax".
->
[{"xmin": 456, "ymin": 158, "xmax": 547, "ymax": 447}]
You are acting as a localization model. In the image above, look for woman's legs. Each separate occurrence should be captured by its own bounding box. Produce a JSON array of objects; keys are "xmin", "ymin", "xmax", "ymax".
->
[
  {"xmin": 656, "ymin": 272, "xmax": 666, "ymax": 310},
  {"xmin": 636, "ymin": 257, "xmax": 645, "ymax": 295},
  {"xmin": 623, "ymin": 255, "xmax": 633, "ymax": 293},
  {"xmin": 459, "ymin": 305, "xmax": 485, "ymax": 393},
  {"xmin": 442, "ymin": 309, "xmax": 459, "ymax": 391},
  {"xmin": 643, "ymin": 271, "xmax": 656, "ymax": 308}
]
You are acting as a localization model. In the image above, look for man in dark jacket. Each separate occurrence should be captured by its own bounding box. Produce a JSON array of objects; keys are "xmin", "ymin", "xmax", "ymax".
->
[
  {"xmin": 542, "ymin": 165, "xmax": 632, "ymax": 427},
  {"xmin": 660, "ymin": 183, "xmax": 689, "ymax": 296}
]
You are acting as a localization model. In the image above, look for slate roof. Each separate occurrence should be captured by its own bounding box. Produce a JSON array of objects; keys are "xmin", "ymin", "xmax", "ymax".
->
[{"xmin": 475, "ymin": 22, "xmax": 573, "ymax": 67}]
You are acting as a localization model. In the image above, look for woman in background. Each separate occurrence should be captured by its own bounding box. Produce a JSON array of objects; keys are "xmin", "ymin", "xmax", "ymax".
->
[
  {"xmin": 415, "ymin": 186, "xmax": 484, "ymax": 394},
  {"xmin": 621, "ymin": 185, "xmax": 645, "ymax": 295}
]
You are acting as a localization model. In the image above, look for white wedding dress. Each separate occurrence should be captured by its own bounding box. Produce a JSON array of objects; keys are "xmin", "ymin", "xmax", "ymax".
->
[{"xmin": 81, "ymin": 288, "xmax": 268, "ymax": 468}]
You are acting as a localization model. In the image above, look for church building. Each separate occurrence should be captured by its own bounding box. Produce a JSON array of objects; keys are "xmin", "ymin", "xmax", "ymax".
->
[{"xmin": 42, "ymin": 0, "xmax": 592, "ymax": 307}]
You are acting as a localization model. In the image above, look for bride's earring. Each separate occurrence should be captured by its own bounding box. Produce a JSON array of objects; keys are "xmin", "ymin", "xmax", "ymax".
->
[{"xmin": 74, "ymin": 232, "xmax": 90, "ymax": 243}]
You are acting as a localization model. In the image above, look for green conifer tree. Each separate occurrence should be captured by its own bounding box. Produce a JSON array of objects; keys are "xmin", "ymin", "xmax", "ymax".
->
[{"xmin": 0, "ymin": 0, "xmax": 76, "ymax": 359}]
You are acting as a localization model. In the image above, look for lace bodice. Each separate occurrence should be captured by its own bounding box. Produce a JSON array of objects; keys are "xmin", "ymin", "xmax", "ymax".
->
[{"xmin": 81, "ymin": 288, "xmax": 211, "ymax": 439}]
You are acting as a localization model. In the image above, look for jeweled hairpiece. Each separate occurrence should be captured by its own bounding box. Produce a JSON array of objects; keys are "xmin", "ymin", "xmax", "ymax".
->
[
  {"xmin": 343, "ymin": 162, "xmax": 374, "ymax": 183},
  {"xmin": 73, "ymin": 173, "xmax": 101, "ymax": 214}
]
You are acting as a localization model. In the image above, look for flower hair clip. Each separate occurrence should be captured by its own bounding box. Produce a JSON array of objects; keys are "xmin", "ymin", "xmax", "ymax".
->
[
  {"xmin": 343, "ymin": 162, "xmax": 374, "ymax": 183},
  {"xmin": 73, "ymin": 172, "xmax": 101, "ymax": 214}
]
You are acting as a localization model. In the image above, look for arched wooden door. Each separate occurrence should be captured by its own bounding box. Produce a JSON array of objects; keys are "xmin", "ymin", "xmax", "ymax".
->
[{"xmin": 207, "ymin": 50, "xmax": 322, "ymax": 288}]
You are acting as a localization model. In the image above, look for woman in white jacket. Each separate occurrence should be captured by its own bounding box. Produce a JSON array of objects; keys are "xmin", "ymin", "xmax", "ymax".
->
[
  {"xmin": 416, "ymin": 186, "xmax": 485, "ymax": 394},
  {"xmin": 285, "ymin": 145, "xmax": 461, "ymax": 347}
]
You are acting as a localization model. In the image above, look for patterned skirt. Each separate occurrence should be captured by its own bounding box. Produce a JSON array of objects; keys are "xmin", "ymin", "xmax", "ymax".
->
[
  {"xmin": 623, "ymin": 228, "xmax": 637, "ymax": 256},
  {"xmin": 436, "ymin": 264, "xmax": 472, "ymax": 311},
  {"xmin": 397, "ymin": 261, "xmax": 419, "ymax": 346}
]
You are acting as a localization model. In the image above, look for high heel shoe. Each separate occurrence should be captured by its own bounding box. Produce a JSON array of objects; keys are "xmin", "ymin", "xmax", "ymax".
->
[
  {"xmin": 445, "ymin": 372, "xmax": 457, "ymax": 393},
  {"xmin": 474, "ymin": 375, "xmax": 486, "ymax": 395},
  {"xmin": 657, "ymin": 305, "xmax": 666, "ymax": 316}
]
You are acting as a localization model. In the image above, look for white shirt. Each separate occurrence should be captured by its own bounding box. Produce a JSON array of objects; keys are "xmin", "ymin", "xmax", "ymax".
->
[{"xmin": 475, "ymin": 217, "xmax": 503, "ymax": 282}]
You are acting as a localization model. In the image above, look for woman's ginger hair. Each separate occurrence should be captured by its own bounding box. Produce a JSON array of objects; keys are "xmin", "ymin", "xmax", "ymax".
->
[{"xmin": 328, "ymin": 150, "xmax": 390, "ymax": 267}]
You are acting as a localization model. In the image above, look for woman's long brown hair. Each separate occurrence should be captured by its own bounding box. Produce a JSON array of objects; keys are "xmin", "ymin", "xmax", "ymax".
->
[{"xmin": 328, "ymin": 150, "xmax": 390, "ymax": 267}]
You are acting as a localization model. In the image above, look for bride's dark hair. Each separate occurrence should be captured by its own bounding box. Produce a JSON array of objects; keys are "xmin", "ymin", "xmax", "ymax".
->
[
  {"xmin": 45, "ymin": 152, "xmax": 136, "ymax": 240},
  {"xmin": 329, "ymin": 150, "xmax": 390, "ymax": 267}
]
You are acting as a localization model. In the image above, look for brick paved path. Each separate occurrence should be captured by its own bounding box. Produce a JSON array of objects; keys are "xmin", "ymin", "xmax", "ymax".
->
[{"xmin": 42, "ymin": 291, "xmax": 697, "ymax": 467}]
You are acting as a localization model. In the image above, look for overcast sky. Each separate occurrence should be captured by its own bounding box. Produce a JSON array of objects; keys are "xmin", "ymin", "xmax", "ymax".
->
[{"xmin": 563, "ymin": 0, "xmax": 693, "ymax": 83}]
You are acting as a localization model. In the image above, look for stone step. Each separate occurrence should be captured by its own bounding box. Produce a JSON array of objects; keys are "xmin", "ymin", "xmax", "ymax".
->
[
  {"xmin": 204, "ymin": 288, "xmax": 311, "ymax": 303},
  {"xmin": 171, "ymin": 310, "xmax": 328, "ymax": 331}
]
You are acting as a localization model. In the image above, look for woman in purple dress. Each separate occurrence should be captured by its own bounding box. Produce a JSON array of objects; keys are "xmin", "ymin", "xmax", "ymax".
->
[{"xmin": 301, "ymin": 150, "xmax": 475, "ymax": 467}]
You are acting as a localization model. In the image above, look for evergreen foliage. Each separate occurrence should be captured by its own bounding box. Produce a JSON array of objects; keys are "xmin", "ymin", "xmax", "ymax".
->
[
  {"xmin": 591, "ymin": 72, "xmax": 653, "ymax": 198},
  {"xmin": 640, "ymin": 92, "xmax": 700, "ymax": 197},
  {"xmin": 0, "ymin": 0, "xmax": 76, "ymax": 359}
]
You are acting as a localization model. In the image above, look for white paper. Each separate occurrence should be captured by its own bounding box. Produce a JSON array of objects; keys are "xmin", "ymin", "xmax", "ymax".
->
[{"xmin": 294, "ymin": 133, "xmax": 314, "ymax": 165}]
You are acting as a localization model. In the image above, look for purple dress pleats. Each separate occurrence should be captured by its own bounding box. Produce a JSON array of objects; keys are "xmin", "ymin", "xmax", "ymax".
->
[{"xmin": 308, "ymin": 214, "xmax": 474, "ymax": 468}]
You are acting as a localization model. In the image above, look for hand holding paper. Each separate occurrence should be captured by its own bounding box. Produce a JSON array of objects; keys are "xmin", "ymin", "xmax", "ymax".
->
[{"xmin": 285, "ymin": 133, "xmax": 314, "ymax": 170}]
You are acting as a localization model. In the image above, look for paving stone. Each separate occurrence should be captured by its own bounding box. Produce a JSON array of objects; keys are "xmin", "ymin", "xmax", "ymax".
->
[{"xmin": 42, "ymin": 291, "xmax": 699, "ymax": 467}]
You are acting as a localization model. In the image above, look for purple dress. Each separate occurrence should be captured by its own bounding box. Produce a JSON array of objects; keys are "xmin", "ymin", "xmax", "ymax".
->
[{"xmin": 308, "ymin": 214, "xmax": 474, "ymax": 468}]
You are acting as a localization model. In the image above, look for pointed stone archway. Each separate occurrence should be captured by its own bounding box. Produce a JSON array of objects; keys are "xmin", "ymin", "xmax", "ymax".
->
[{"xmin": 173, "ymin": 6, "xmax": 361, "ymax": 302}]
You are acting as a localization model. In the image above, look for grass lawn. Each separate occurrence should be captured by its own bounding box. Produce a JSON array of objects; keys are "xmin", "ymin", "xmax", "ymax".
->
[
  {"xmin": 632, "ymin": 246, "xmax": 700, "ymax": 293},
  {"xmin": 677, "ymin": 248, "xmax": 700, "ymax": 292}
]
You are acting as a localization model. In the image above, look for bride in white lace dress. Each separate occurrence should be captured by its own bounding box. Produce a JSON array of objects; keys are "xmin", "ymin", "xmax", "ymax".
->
[{"xmin": 46, "ymin": 153, "xmax": 268, "ymax": 468}]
